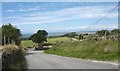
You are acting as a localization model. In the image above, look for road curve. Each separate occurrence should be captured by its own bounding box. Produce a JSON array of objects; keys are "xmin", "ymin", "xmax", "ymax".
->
[{"xmin": 25, "ymin": 50, "xmax": 118, "ymax": 69}]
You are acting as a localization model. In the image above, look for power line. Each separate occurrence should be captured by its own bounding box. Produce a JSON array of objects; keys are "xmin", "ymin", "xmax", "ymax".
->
[{"xmin": 87, "ymin": 4, "xmax": 119, "ymax": 29}]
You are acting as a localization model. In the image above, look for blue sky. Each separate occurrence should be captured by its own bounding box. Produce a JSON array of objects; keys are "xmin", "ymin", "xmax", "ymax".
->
[
  {"xmin": 2, "ymin": 0, "xmax": 119, "ymax": 2},
  {"xmin": 2, "ymin": 2, "xmax": 118, "ymax": 34}
]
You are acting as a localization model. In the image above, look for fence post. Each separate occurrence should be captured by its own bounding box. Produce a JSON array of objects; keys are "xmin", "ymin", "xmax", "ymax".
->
[
  {"xmin": 14, "ymin": 41, "xmax": 15, "ymax": 45},
  {"xmin": 11, "ymin": 39, "xmax": 13, "ymax": 44},
  {"xmin": 8, "ymin": 37, "xmax": 10, "ymax": 44},
  {"xmin": 4, "ymin": 35, "xmax": 6, "ymax": 45}
]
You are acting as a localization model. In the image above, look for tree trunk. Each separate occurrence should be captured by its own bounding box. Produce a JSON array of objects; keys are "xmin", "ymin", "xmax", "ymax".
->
[
  {"xmin": 38, "ymin": 43, "xmax": 43, "ymax": 49},
  {"xmin": 35, "ymin": 43, "xmax": 43, "ymax": 50}
]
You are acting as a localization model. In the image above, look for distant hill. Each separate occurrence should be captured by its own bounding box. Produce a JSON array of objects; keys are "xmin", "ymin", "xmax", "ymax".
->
[
  {"xmin": 22, "ymin": 33, "xmax": 33, "ymax": 38},
  {"xmin": 22, "ymin": 31, "xmax": 96, "ymax": 38}
]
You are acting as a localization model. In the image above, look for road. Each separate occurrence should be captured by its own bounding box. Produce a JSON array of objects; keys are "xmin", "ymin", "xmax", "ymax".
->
[{"xmin": 25, "ymin": 50, "xmax": 118, "ymax": 69}]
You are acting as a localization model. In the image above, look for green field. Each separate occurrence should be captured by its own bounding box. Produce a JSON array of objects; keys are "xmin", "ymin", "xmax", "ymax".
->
[
  {"xmin": 45, "ymin": 37, "xmax": 71, "ymax": 44},
  {"xmin": 21, "ymin": 37, "xmax": 119, "ymax": 61},
  {"xmin": 21, "ymin": 37, "xmax": 70, "ymax": 48},
  {"xmin": 21, "ymin": 40, "xmax": 35, "ymax": 48}
]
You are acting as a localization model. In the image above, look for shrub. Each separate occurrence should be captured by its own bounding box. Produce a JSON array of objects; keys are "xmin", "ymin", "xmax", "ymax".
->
[
  {"xmin": 2, "ymin": 45, "xmax": 19, "ymax": 52},
  {"xmin": 2, "ymin": 45, "xmax": 27, "ymax": 70}
]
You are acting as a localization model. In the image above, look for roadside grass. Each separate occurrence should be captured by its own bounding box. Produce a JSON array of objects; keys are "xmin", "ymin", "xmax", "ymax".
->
[{"xmin": 44, "ymin": 37, "xmax": 119, "ymax": 61}]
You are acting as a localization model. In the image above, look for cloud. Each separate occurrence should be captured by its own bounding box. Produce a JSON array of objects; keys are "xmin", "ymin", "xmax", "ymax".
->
[
  {"xmin": 17, "ymin": 8, "xmax": 40, "ymax": 12},
  {"xmin": 48, "ymin": 25, "xmax": 118, "ymax": 32},
  {"xmin": 5, "ymin": 7, "xmax": 40, "ymax": 12},
  {"xmin": 6, "ymin": 10, "xmax": 16, "ymax": 12},
  {"xmin": 89, "ymin": 25, "xmax": 118, "ymax": 30},
  {"xmin": 7, "ymin": 16, "xmax": 16, "ymax": 19},
  {"xmin": 49, "ymin": 26, "xmax": 87, "ymax": 31},
  {"xmin": 3, "ymin": 3, "xmax": 118, "ymax": 32},
  {"xmin": 27, "ymin": 4, "xmax": 117, "ymax": 18}
]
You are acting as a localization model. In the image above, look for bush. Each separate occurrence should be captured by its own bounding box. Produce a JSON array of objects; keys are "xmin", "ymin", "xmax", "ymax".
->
[
  {"xmin": 2, "ymin": 45, "xmax": 19, "ymax": 52},
  {"xmin": 2, "ymin": 45, "xmax": 27, "ymax": 70}
]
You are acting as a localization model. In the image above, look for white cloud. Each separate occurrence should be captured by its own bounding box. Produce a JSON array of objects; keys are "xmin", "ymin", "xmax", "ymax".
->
[
  {"xmin": 7, "ymin": 16, "xmax": 16, "ymax": 19},
  {"xmin": 17, "ymin": 7, "xmax": 40, "ymax": 12},
  {"xmin": 18, "ymin": 9, "xmax": 26, "ymax": 12},
  {"xmin": 6, "ymin": 10, "xmax": 15, "ymax": 12},
  {"xmin": 27, "ymin": 4, "xmax": 117, "ymax": 18},
  {"xmin": 89, "ymin": 25, "xmax": 118, "ymax": 30},
  {"xmin": 48, "ymin": 25, "xmax": 118, "ymax": 32},
  {"xmin": 4, "ymin": 4, "xmax": 118, "ymax": 27},
  {"xmin": 5, "ymin": 7, "xmax": 40, "ymax": 12},
  {"xmin": 50, "ymin": 26, "xmax": 87, "ymax": 31}
]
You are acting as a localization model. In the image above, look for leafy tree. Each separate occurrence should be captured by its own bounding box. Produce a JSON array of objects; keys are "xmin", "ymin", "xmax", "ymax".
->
[
  {"xmin": 96, "ymin": 30, "xmax": 110, "ymax": 37},
  {"xmin": 79, "ymin": 34, "xmax": 83, "ymax": 40},
  {"xmin": 30, "ymin": 30, "xmax": 48, "ymax": 49},
  {"xmin": 64, "ymin": 32, "xmax": 78, "ymax": 38},
  {"xmin": 111, "ymin": 29, "xmax": 120, "ymax": 35},
  {"xmin": 2, "ymin": 23, "xmax": 21, "ymax": 46}
]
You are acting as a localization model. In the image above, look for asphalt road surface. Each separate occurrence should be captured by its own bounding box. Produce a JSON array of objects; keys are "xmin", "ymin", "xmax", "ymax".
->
[{"xmin": 25, "ymin": 50, "xmax": 118, "ymax": 69}]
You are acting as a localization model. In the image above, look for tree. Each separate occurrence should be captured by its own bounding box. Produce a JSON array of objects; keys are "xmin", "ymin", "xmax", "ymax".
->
[
  {"xmin": 2, "ymin": 23, "xmax": 21, "ymax": 46},
  {"xmin": 111, "ymin": 29, "xmax": 120, "ymax": 35},
  {"xmin": 79, "ymin": 34, "xmax": 83, "ymax": 40},
  {"xmin": 110, "ymin": 29, "xmax": 120, "ymax": 40},
  {"xmin": 96, "ymin": 30, "xmax": 110, "ymax": 37},
  {"xmin": 64, "ymin": 32, "xmax": 78, "ymax": 38},
  {"xmin": 30, "ymin": 30, "xmax": 48, "ymax": 50}
]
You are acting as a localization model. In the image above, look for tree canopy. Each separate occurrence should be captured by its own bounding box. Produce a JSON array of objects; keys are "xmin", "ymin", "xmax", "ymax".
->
[
  {"xmin": 30, "ymin": 30, "xmax": 48, "ymax": 43},
  {"xmin": 2, "ymin": 23, "xmax": 21, "ymax": 45},
  {"xmin": 64, "ymin": 32, "xmax": 78, "ymax": 38},
  {"xmin": 96, "ymin": 30, "xmax": 110, "ymax": 37},
  {"xmin": 79, "ymin": 34, "xmax": 83, "ymax": 40},
  {"xmin": 111, "ymin": 29, "xmax": 120, "ymax": 35}
]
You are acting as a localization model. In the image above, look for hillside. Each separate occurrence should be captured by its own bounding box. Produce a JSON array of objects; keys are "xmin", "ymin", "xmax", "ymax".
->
[{"xmin": 44, "ymin": 37, "xmax": 119, "ymax": 61}]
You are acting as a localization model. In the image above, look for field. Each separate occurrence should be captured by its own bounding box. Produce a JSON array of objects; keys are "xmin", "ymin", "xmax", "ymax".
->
[
  {"xmin": 21, "ymin": 40, "xmax": 35, "ymax": 48},
  {"xmin": 21, "ymin": 37, "xmax": 119, "ymax": 61},
  {"xmin": 45, "ymin": 37, "xmax": 71, "ymax": 44},
  {"xmin": 21, "ymin": 37, "xmax": 70, "ymax": 48}
]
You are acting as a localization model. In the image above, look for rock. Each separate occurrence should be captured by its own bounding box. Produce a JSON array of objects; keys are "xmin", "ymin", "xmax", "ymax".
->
[{"xmin": 104, "ymin": 46, "xmax": 113, "ymax": 53}]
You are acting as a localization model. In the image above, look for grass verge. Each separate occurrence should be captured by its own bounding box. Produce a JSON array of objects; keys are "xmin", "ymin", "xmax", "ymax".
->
[{"xmin": 44, "ymin": 37, "xmax": 119, "ymax": 61}]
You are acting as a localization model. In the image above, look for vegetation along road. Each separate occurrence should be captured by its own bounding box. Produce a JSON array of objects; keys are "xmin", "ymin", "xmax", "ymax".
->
[
  {"xmin": 25, "ymin": 49, "xmax": 118, "ymax": 69},
  {"xmin": 22, "ymin": 30, "xmax": 119, "ymax": 69}
]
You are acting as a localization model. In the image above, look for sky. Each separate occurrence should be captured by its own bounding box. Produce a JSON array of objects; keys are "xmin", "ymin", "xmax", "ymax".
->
[
  {"xmin": 2, "ymin": 2, "xmax": 118, "ymax": 34},
  {"xmin": 2, "ymin": 0, "xmax": 119, "ymax": 2}
]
